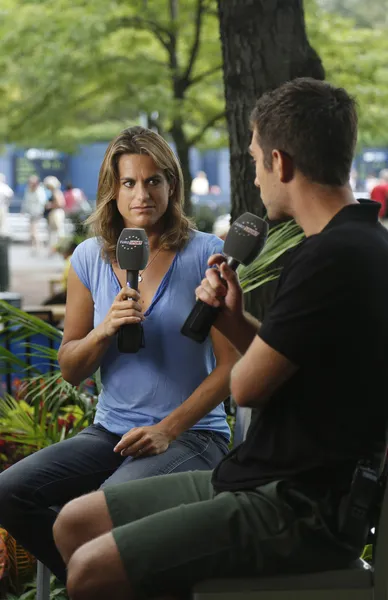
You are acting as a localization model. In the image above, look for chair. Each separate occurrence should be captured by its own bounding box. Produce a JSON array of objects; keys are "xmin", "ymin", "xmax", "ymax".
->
[
  {"xmin": 192, "ymin": 408, "xmax": 387, "ymax": 600},
  {"xmin": 36, "ymin": 560, "xmax": 50, "ymax": 600}
]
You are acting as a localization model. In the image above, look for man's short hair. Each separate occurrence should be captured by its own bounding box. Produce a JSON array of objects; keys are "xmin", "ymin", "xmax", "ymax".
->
[{"xmin": 250, "ymin": 78, "xmax": 358, "ymax": 186}]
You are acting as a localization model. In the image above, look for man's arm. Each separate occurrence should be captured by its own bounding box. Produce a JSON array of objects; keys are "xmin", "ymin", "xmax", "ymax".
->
[
  {"xmin": 195, "ymin": 254, "xmax": 260, "ymax": 354},
  {"xmin": 217, "ymin": 310, "xmax": 261, "ymax": 355},
  {"xmin": 231, "ymin": 335, "xmax": 297, "ymax": 408}
]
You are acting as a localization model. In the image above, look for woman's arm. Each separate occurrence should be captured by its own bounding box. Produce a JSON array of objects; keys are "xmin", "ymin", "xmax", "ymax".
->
[
  {"xmin": 114, "ymin": 328, "xmax": 240, "ymax": 457},
  {"xmin": 58, "ymin": 266, "xmax": 144, "ymax": 385},
  {"xmin": 57, "ymin": 266, "xmax": 111, "ymax": 385},
  {"xmin": 159, "ymin": 328, "xmax": 239, "ymax": 439}
]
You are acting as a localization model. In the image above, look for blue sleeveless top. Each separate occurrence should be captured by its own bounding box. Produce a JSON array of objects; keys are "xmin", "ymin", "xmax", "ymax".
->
[{"xmin": 71, "ymin": 230, "xmax": 230, "ymax": 439}]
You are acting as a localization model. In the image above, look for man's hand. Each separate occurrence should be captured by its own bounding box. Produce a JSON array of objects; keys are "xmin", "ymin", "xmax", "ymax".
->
[
  {"xmin": 195, "ymin": 254, "xmax": 259, "ymax": 353},
  {"xmin": 114, "ymin": 424, "xmax": 173, "ymax": 458},
  {"xmin": 195, "ymin": 254, "xmax": 244, "ymax": 319}
]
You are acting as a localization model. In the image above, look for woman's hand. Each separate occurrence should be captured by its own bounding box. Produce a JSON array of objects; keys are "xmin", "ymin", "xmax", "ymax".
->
[
  {"xmin": 95, "ymin": 287, "xmax": 144, "ymax": 341},
  {"xmin": 114, "ymin": 424, "xmax": 173, "ymax": 458}
]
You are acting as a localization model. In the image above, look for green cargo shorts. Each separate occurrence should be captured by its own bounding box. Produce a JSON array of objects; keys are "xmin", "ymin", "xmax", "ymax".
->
[{"xmin": 104, "ymin": 471, "xmax": 357, "ymax": 598}]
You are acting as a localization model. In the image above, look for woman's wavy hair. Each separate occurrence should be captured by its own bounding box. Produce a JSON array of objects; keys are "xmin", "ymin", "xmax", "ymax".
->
[{"xmin": 86, "ymin": 126, "xmax": 193, "ymax": 262}]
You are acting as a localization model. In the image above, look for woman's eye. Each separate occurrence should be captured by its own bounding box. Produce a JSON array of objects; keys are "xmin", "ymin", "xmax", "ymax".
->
[
  {"xmin": 149, "ymin": 179, "xmax": 160, "ymax": 186},
  {"xmin": 123, "ymin": 181, "xmax": 134, "ymax": 188}
]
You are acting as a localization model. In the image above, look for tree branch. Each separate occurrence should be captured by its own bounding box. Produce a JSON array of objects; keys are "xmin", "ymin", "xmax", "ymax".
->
[
  {"xmin": 112, "ymin": 16, "xmax": 173, "ymax": 52},
  {"xmin": 183, "ymin": 0, "xmax": 205, "ymax": 84},
  {"xmin": 188, "ymin": 110, "xmax": 225, "ymax": 146},
  {"xmin": 188, "ymin": 63, "xmax": 222, "ymax": 87}
]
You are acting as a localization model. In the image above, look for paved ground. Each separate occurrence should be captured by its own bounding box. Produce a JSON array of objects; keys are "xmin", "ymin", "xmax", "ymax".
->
[{"xmin": 7, "ymin": 243, "xmax": 65, "ymax": 306}]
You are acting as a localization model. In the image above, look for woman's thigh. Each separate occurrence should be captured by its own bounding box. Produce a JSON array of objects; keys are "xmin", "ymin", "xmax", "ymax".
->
[
  {"xmin": 102, "ymin": 430, "xmax": 228, "ymax": 487},
  {"xmin": 0, "ymin": 424, "xmax": 124, "ymax": 509}
]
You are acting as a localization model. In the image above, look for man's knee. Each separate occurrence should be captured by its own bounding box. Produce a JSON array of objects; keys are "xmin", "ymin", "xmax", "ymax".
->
[
  {"xmin": 53, "ymin": 491, "xmax": 110, "ymax": 561},
  {"xmin": 54, "ymin": 497, "xmax": 86, "ymax": 556},
  {"xmin": 66, "ymin": 546, "xmax": 97, "ymax": 600}
]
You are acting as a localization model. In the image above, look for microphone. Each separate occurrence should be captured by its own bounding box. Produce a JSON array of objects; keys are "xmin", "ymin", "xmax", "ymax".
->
[
  {"xmin": 181, "ymin": 213, "xmax": 268, "ymax": 343},
  {"xmin": 116, "ymin": 228, "xmax": 149, "ymax": 353}
]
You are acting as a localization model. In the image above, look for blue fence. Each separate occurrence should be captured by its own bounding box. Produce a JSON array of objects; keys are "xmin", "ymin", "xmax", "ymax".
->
[{"xmin": 1, "ymin": 143, "xmax": 231, "ymax": 212}]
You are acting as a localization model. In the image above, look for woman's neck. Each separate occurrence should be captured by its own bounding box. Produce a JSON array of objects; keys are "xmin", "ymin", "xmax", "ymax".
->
[{"xmin": 144, "ymin": 230, "xmax": 162, "ymax": 252}]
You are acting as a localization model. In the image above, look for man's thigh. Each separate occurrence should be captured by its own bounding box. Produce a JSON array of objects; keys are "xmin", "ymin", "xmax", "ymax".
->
[
  {"xmin": 108, "ymin": 483, "xmax": 256, "ymax": 598},
  {"xmin": 106, "ymin": 479, "xmax": 353, "ymax": 598},
  {"xmin": 0, "ymin": 424, "xmax": 124, "ymax": 508},
  {"xmin": 104, "ymin": 470, "xmax": 214, "ymax": 526}
]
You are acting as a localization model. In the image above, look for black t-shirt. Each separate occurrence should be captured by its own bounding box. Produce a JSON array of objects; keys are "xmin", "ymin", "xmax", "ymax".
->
[{"xmin": 213, "ymin": 201, "xmax": 388, "ymax": 493}]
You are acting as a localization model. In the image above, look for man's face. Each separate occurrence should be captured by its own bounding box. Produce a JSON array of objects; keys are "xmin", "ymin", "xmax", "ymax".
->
[{"xmin": 249, "ymin": 129, "xmax": 289, "ymax": 221}]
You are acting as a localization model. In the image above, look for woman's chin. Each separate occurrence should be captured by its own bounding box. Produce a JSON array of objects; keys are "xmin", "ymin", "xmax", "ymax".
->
[{"xmin": 123, "ymin": 214, "xmax": 161, "ymax": 231}]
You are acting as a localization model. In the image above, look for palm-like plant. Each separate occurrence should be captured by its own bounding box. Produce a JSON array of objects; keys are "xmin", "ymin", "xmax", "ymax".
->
[
  {"xmin": 0, "ymin": 301, "xmax": 96, "ymax": 452},
  {"xmin": 238, "ymin": 219, "xmax": 304, "ymax": 293}
]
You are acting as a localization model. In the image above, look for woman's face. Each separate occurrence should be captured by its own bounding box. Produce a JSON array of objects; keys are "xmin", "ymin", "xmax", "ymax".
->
[{"xmin": 116, "ymin": 153, "xmax": 171, "ymax": 231}]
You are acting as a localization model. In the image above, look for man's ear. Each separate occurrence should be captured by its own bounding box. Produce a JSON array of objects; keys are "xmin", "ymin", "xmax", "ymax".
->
[{"xmin": 272, "ymin": 149, "xmax": 294, "ymax": 183}]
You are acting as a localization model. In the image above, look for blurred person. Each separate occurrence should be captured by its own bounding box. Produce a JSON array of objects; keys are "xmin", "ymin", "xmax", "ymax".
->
[
  {"xmin": 52, "ymin": 79, "xmax": 388, "ymax": 600},
  {"xmin": 349, "ymin": 167, "xmax": 357, "ymax": 191},
  {"xmin": 365, "ymin": 172, "xmax": 379, "ymax": 194},
  {"xmin": 43, "ymin": 176, "xmax": 65, "ymax": 255},
  {"xmin": 191, "ymin": 170, "xmax": 210, "ymax": 196},
  {"xmin": 21, "ymin": 175, "xmax": 47, "ymax": 253},
  {"xmin": 212, "ymin": 213, "xmax": 230, "ymax": 241},
  {"xmin": 42, "ymin": 239, "xmax": 78, "ymax": 305},
  {"xmin": 0, "ymin": 174, "xmax": 14, "ymax": 235},
  {"xmin": 0, "ymin": 126, "xmax": 238, "ymax": 583},
  {"xmin": 371, "ymin": 169, "xmax": 388, "ymax": 218},
  {"xmin": 63, "ymin": 181, "xmax": 90, "ymax": 214}
]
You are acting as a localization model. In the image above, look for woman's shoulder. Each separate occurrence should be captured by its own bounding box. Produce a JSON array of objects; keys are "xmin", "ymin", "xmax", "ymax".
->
[
  {"xmin": 72, "ymin": 237, "xmax": 103, "ymax": 264},
  {"xmin": 185, "ymin": 229, "xmax": 224, "ymax": 255}
]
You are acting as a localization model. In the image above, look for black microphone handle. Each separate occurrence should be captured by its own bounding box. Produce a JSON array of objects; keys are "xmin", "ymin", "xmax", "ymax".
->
[
  {"xmin": 117, "ymin": 269, "xmax": 143, "ymax": 353},
  {"xmin": 180, "ymin": 256, "xmax": 240, "ymax": 344},
  {"xmin": 126, "ymin": 270, "xmax": 139, "ymax": 291}
]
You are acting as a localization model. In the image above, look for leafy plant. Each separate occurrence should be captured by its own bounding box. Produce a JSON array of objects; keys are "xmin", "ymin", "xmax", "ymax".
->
[
  {"xmin": 0, "ymin": 300, "xmax": 97, "ymax": 452},
  {"xmin": 6, "ymin": 573, "xmax": 68, "ymax": 600},
  {"xmin": 238, "ymin": 220, "xmax": 304, "ymax": 294}
]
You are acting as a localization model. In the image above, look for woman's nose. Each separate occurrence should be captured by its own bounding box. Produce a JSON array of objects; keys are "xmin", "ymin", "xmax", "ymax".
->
[{"xmin": 135, "ymin": 183, "xmax": 150, "ymax": 201}]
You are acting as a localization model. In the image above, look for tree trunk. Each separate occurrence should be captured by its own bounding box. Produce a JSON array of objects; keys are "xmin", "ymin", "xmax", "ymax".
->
[
  {"xmin": 217, "ymin": 0, "xmax": 324, "ymax": 318},
  {"xmin": 170, "ymin": 120, "xmax": 193, "ymax": 217}
]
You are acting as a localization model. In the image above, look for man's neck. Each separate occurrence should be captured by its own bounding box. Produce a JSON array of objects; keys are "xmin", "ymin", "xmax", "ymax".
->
[{"xmin": 290, "ymin": 181, "xmax": 358, "ymax": 237}]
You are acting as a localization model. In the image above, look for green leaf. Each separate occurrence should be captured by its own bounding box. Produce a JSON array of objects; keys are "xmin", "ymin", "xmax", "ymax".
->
[{"xmin": 238, "ymin": 221, "xmax": 304, "ymax": 293}]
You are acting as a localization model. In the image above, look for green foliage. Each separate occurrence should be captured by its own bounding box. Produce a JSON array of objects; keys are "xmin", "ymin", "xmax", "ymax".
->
[
  {"xmin": 6, "ymin": 573, "xmax": 68, "ymax": 600},
  {"xmin": 0, "ymin": 0, "xmax": 225, "ymax": 152},
  {"xmin": 0, "ymin": 300, "xmax": 96, "ymax": 451},
  {"xmin": 1, "ymin": 0, "xmax": 388, "ymax": 155},
  {"xmin": 306, "ymin": 0, "xmax": 388, "ymax": 147},
  {"xmin": 238, "ymin": 221, "xmax": 304, "ymax": 294},
  {"xmin": 317, "ymin": 0, "xmax": 388, "ymax": 28}
]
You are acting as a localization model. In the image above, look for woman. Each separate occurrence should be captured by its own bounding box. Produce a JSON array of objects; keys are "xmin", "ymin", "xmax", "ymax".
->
[
  {"xmin": 21, "ymin": 175, "xmax": 46, "ymax": 253},
  {"xmin": 43, "ymin": 175, "xmax": 65, "ymax": 255},
  {"xmin": 0, "ymin": 127, "xmax": 238, "ymax": 582}
]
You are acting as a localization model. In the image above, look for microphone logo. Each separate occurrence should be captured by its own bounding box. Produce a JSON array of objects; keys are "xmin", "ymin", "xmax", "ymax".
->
[{"xmin": 234, "ymin": 220, "xmax": 261, "ymax": 237}]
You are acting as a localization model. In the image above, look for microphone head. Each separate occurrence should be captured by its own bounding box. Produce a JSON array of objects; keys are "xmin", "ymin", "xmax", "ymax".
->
[
  {"xmin": 116, "ymin": 228, "xmax": 150, "ymax": 270},
  {"xmin": 223, "ymin": 213, "xmax": 268, "ymax": 266}
]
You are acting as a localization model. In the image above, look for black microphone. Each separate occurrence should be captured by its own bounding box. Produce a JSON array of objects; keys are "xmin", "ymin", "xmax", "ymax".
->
[
  {"xmin": 116, "ymin": 228, "xmax": 149, "ymax": 353},
  {"xmin": 181, "ymin": 213, "xmax": 268, "ymax": 343}
]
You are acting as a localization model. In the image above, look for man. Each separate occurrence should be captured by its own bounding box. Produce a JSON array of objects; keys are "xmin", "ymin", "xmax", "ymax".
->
[
  {"xmin": 0, "ymin": 174, "xmax": 14, "ymax": 235},
  {"xmin": 370, "ymin": 169, "xmax": 388, "ymax": 218},
  {"xmin": 53, "ymin": 78, "xmax": 388, "ymax": 600}
]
